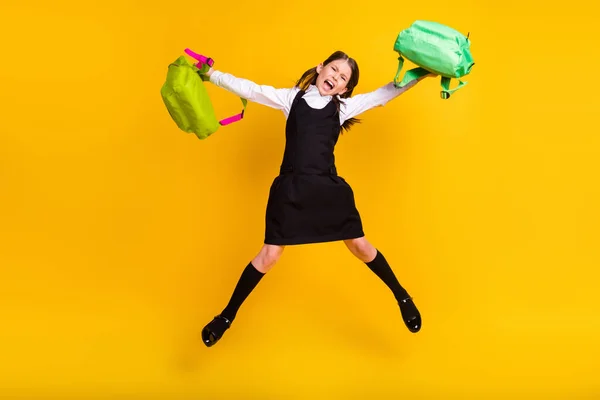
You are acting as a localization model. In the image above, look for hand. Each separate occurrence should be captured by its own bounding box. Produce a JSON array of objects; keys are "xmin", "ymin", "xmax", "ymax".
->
[{"xmin": 197, "ymin": 63, "xmax": 213, "ymax": 76}]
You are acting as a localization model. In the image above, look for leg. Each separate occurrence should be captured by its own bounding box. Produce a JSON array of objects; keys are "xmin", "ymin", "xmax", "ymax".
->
[
  {"xmin": 344, "ymin": 237, "xmax": 422, "ymax": 333},
  {"xmin": 221, "ymin": 244, "xmax": 284, "ymax": 319},
  {"xmin": 344, "ymin": 236, "xmax": 378, "ymax": 263},
  {"xmin": 250, "ymin": 243, "xmax": 285, "ymax": 273},
  {"xmin": 202, "ymin": 244, "xmax": 285, "ymax": 347}
]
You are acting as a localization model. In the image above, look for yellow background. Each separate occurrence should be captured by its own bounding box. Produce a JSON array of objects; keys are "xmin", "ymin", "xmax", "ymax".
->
[{"xmin": 1, "ymin": 0, "xmax": 599, "ymax": 398}]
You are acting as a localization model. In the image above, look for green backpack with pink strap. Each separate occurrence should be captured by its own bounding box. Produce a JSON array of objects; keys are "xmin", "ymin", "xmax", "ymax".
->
[
  {"xmin": 393, "ymin": 20, "xmax": 475, "ymax": 99},
  {"xmin": 161, "ymin": 49, "xmax": 248, "ymax": 140}
]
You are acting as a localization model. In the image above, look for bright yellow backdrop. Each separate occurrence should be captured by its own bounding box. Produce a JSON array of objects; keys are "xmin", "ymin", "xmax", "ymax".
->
[{"xmin": 1, "ymin": 0, "xmax": 599, "ymax": 398}]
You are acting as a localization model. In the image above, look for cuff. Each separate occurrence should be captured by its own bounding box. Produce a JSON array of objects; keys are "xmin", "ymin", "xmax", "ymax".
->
[{"xmin": 209, "ymin": 70, "xmax": 224, "ymax": 84}]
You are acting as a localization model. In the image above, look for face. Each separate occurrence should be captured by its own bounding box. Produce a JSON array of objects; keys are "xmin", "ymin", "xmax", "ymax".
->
[{"xmin": 315, "ymin": 59, "xmax": 352, "ymax": 96}]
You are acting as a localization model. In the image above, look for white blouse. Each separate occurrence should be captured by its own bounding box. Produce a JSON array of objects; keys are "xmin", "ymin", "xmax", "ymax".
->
[{"xmin": 209, "ymin": 70, "xmax": 419, "ymax": 125}]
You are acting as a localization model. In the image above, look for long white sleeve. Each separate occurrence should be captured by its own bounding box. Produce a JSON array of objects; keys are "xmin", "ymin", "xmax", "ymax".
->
[
  {"xmin": 209, "ymin": 70, "xmax": 297, "ymax": 115},
  {"xmin": 340, "ymin": 79, "xmax": 420, "ymax": 123}
]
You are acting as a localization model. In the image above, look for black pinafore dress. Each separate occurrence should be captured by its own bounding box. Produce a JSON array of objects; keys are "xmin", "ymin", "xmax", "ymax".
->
[{"xmin": 264, "ymin": 89, "xmax": 365, "ymax": 245}]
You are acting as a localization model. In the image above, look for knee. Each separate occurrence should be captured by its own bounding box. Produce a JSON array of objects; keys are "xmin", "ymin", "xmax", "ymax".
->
[
  {"xmin": 264, "ymin": 245, "xmax": 284, "ymax": 265},
  {"xmin": 254, "ymin": 245, "xmax": 284, "ymax": 273},
  {"xmin": 345, "ymin": 238, "xmax": 376, "ymax": 262}
]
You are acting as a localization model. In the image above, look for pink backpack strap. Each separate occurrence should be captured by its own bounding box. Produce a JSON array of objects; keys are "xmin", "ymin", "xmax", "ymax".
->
[
  {"xmin": 184, "ymin": 48, "xmax": 214, "ymax": 68},
  {"xmin": 184, "ymin": 48, "xmax": 246, "ymax": 126},
  {"xmin": 219, "ymin": 98, "xmax": 248, "ymax": 125}
]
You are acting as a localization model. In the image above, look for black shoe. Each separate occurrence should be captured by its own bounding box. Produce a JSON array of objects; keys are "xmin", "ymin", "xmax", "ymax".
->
[
  {"xmin": 398, "ymin": 297, "xmax": 421, "ymax": 333},
  {"xmin": 201, "ymin": 315, "xmax": 232, "ymax": 347}
]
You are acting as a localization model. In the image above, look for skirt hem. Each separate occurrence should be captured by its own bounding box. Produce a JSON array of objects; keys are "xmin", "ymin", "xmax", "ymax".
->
[{"xmin": 264, "ymin": 230, "xmax": 365, "ymax": 246}]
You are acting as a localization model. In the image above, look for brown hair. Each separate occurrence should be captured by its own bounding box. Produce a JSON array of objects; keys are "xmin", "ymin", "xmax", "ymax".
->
[{"xmin": 295, "ymin": 51, "xmax": 360, "ymax": 133}]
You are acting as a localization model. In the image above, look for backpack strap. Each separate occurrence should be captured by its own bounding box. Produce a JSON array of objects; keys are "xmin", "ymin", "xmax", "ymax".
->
[
  {"xmin": 184, "ymin": 48, "xmax": 248, "ymax": 125},
  {"xmin": 185, "ymin": 48, "xmax": 214, "ymax": 68},
  {"xmin": 393, "ymin": 56, "xmax": 431, "ymax": 88},
  {"xmin": 219, "ymin": 98, "xmax": 248, "ymax": 125},
  {"xmin": 394, "ymin": 55, "xmax": 469, "ymax": 99},
  {"xmin": 440, "ymin": 76, "xmax": 467, "ymax": 99}
]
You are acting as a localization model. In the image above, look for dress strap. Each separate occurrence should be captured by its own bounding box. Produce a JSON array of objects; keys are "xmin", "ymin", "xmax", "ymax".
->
[{"xmin": 291, "ymin": 89, "xmax": 305, "ymax": 108}]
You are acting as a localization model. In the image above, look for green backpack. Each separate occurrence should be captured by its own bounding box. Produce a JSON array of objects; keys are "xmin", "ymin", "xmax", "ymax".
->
[
  {"xmin": 160, "ymin": 49, "xmax": 247, "ymax": 140},
  {"xmin": 393, "ymin": 20, "xmax": 475, "ymax": 99}
]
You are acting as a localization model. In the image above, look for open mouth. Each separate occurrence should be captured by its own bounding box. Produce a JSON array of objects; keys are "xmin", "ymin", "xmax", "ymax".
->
[{"xmin": 324, "ymin": 79, "xmax": 334, "ymax": 91}]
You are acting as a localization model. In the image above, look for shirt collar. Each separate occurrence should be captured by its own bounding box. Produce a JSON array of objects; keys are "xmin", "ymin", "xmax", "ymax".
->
[{"xmin": 307, "ymin": 84, "xmax": 333, "ymax": 100}]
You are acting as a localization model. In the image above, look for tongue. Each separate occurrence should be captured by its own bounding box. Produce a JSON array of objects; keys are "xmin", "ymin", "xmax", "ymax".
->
[{"xmin": 326, "ymin": 81, "xmax": 333, "ymax": 90}]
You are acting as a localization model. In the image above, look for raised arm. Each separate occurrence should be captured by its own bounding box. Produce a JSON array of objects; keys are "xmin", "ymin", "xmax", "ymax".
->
[
  {"xmin": 340, "ymin": 74, "xmax": 432, "ymax": 123},
  {"xmin": 204, "ymin": 67, "xmax": 296, "ymax": 113}
]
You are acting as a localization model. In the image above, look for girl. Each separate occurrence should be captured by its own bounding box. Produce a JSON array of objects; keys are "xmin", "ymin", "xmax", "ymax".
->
[{"xmin": 200, "ymin": 51, "xmax": 434, "ymax": 347}]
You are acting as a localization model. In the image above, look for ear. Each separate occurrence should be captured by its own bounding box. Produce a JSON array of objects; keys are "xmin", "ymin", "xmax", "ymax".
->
[
  {"xmin": 316, "ymin": 63, "xmax": 323, "ymax": 74},
  {"xmin": 339, "ymin": 87, "xmax": 348, "ymax": 95}
]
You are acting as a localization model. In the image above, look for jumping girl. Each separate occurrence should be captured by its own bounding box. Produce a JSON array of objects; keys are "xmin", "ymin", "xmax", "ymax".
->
[{"xmin": 199, "ymin": 50, "xmax": 434, "ymax": 347}]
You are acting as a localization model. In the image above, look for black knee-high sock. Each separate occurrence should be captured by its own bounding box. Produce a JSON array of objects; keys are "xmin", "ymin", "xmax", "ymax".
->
[
  {"xmin": 220, "ymin": 262, "xmax": 265, "ymax": 321},
  {"xmin": 365, "ymin": 250, "xmax": 409, "ymax": 302}
]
